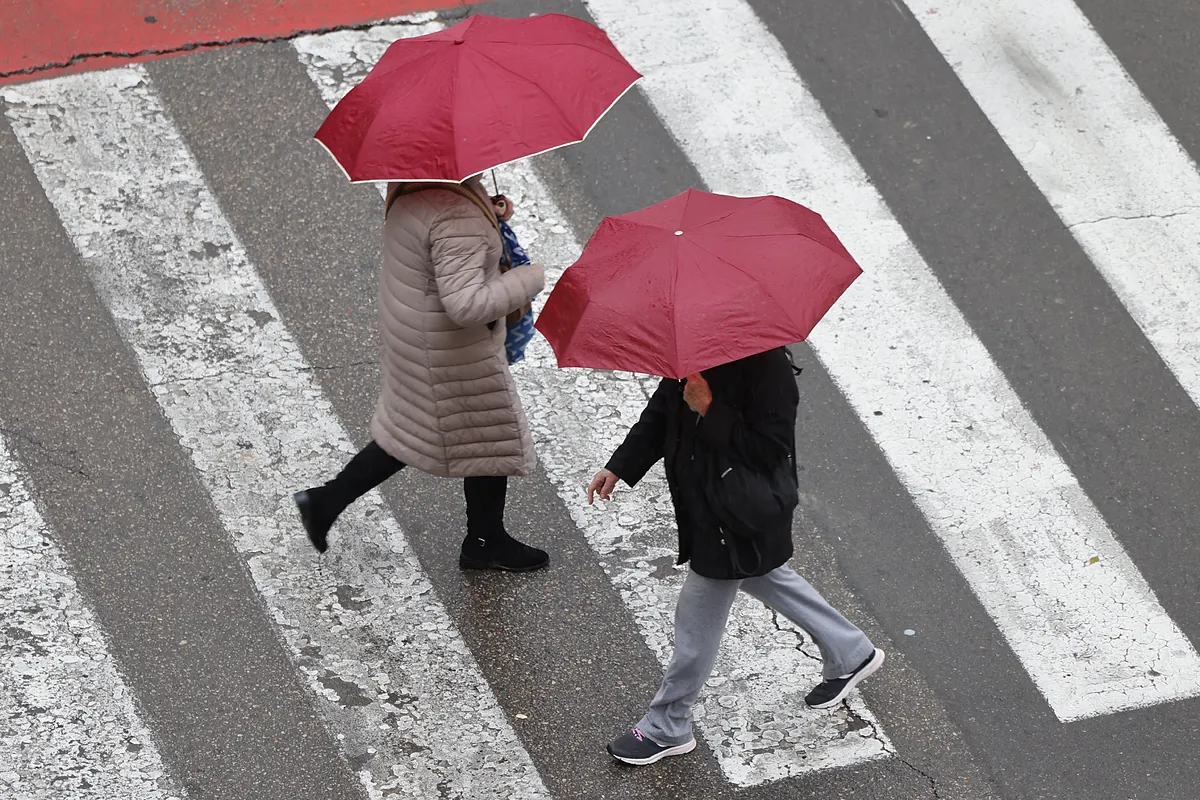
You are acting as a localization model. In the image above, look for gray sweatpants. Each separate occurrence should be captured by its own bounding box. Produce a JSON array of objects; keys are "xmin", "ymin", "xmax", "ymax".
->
[{"xmin": 636, "ymin": 565, "xmax": 875, "ymax": 747}]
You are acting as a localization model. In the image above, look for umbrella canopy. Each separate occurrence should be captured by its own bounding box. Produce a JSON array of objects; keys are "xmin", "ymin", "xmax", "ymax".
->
[
  {"xmin": 314, "ymin": 13, "xmax": 642, "ymax": 183},
  {"xmin": 535, "ymin": 188, "xmax": 863, "ymax": 378}
]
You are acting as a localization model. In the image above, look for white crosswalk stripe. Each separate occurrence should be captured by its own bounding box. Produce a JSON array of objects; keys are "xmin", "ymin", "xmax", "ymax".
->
[
  {"xmin": 1, "ymin": 67, "xmax": 549, "ymax": 800},
  {"xmin": 0, "ymin": 431, "xmax": 183, "ymax": 800},
  {"xmin": 905, "ymin": 0, "xmax": 1200, "ymax": 418},
  {"xmin": 2, "ymin": 2, "xmax": 1200, "ymax": 795},
  {"xmin": 579, "ymin": 0, "xmax": 1200, "ymax": 723}
]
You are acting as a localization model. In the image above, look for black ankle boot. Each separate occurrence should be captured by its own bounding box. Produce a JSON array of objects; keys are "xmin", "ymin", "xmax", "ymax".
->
[
  {"xmin": 294, "ymin": 488, "xmax": 336, "ymax": 553},
  {"xmin": 459, "ymin": 531, "xmax": 549, "ymax": 572}
]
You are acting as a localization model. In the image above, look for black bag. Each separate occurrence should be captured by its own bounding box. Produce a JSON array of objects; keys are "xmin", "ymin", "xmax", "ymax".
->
[{"xmin": 704, "ymin": 449, "xmax": 799, "ymax": 541}]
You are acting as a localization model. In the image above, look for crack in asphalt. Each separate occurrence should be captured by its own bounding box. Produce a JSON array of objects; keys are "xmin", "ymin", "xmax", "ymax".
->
[
  {"xmin": 0, "ymin": 426, "xmax": 93, "ymax": 481},
  {"xmin": 844, "ymin": 703, "xmax": 942, "ymax": 799},
  {"xmin": 767, "ymin": 606, "xmax": 822, "ymax": 664},
  {"xmin": 59, "ymin": 602, "xmax": 86, "ymax": 652},
  {"xmin": 0, "ymin": 7, "xmax": 473, "ymax": 81},
  {"xmin": 1067, "ymin": 205, "xmax": 1200, "ymax": 229},
  {"xmin": 306, "ymin": 359, "xmax": 376, "ymax": 372}
]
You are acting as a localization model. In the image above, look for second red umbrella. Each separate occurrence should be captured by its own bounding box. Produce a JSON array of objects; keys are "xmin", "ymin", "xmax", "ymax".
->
[
  {"xmin": 314, "ymin": 13, "xmax": 642, "ymax": 183},
  {"xmin": 535, "ymin": 189, "xmax": 863, "ymax": 379}
]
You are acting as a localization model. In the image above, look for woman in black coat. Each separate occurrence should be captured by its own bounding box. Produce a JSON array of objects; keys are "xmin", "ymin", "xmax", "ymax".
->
[{"xmin": 588, "ymin": 347, "xmax": 884, "ymax": 766}]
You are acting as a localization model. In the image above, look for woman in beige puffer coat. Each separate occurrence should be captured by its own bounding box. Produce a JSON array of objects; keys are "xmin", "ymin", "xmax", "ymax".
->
[{"xmin": 294, "ymin": 175, "xmax": 549, "ymax": 571}]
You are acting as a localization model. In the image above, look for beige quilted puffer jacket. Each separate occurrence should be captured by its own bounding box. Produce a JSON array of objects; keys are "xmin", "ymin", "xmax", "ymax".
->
[{"xmin": 369, "ymin": 179, "xmax": 545, "ymax": 477}]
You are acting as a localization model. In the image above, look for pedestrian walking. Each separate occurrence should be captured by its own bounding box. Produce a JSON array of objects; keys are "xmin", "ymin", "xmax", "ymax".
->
[
  {"xmin": 588, "ymin": 347, "xmax": 884, "ymax": 765},
  {"xmin": 535, "ymin": 188, "xmax": 879, "ymax": 764},
  {"xmin": 296, "ymin": 12, "xmax": 643, "ymax": 566},
  {"xmin": 299, "ymin": 13, "xmax": 640, "ymax": 569},
  {"xmin": 294, "ymin": 175, "xmax": 550, "ymax": 571}
]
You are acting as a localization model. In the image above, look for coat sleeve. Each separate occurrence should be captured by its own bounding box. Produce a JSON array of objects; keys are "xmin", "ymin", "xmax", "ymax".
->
[
  {"xmin": 429, "ymin": 200, "xmax": 545, "ymax": 328},
  {"xmin": 698, "ymin": 357, "xmax": 798, "ymax": 474},
  {"xmin": 605, "ymin": 378, "xmax": 673, "ymax": 487}
]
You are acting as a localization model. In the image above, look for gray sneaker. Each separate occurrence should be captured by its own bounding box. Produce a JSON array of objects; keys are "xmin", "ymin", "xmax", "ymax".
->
[{"xmin": 606, "ymin": 727, "xmax": 696, "ymax": 766}]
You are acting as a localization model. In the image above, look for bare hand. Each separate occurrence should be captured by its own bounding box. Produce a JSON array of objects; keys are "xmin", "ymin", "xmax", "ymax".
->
[
  {"xmin": 522, "ymin": 263, "xmax": 546, "ymax": 298},
  {"xmin": 491, "ymin": 194, "xmax": 514, "ymax": 222},
  {"xmin": 683, "ymin": 373, "xmax": 713, "ymax": 416},
  {"xmin": 588, "ymin": 468, "xmax": 619, "ymax": 504}
]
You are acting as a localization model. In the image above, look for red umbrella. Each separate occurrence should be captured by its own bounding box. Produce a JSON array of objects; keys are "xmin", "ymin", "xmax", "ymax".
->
[
  {"xmin": 535, "ymin": 189, "xmax": 863, "ymax": 378},
  {"xmin": 314, "ymin": 13, "xmax": 641, "ymax": 183}
]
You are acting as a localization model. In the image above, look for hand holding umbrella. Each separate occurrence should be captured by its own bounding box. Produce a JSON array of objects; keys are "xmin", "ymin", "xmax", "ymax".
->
[{"xmin": 683, "ymin": 374, "xmax": 713, "ymax": 416}]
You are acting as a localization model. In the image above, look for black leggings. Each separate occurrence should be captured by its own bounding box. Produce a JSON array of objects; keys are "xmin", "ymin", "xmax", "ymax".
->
[{"xmin": 322, "ymin": 440, "xmax": 507, "ymax": 537}]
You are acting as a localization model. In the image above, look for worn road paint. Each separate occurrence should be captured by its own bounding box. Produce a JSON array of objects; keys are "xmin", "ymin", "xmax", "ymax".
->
[
  {"xmin": 902, "ymin": 0, "xmax": 1200, "ymax": 420},
  {"xmin": 0, "ymin": 432, "xmax": 184, "ymax": 799},
  {"xmin": 1, "ymin": 69, "xmax": 548, "ymax": 799},
  {"xmin": 0, "ymin": 0, "xmax": 477, "ymax": 85},
  {"xmin": 293, "ymin": 20, "xmax": 891, "ymax": 788},
  {"xmin": 580, "ymin": 0, "xmax": 1200, "ymax": 722}
]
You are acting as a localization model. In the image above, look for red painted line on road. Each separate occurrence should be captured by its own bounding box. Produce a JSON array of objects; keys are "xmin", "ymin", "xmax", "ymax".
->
[{"xmin": 0, "ymin": 0, "xmax": 483, "ymax": 85}]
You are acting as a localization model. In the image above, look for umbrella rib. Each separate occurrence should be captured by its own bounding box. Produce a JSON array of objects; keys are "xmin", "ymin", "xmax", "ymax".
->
[
  {"xmin": 605, "ymin": 217, "xmax": 677, "ymax": 234},
  {"xmin": 679, "ymin": 188, "xmax": 695, "ymax": 231},
  {"xmin": 354, "ymin": 50, "xmax": 447, "ymax": 172},
  {"xmin": 689, "ymin": 196, "xmax": 772, "ymax": 232},
  {"xmin": 669, "ymin": 236, "xmax": 683, "ymax": 375},
  {"xmin": 481, "ymin": 39, "xmax": 640, "ymax": 72},
  {"xmin": 372, "ymin": 41, "xmax": 444, "ymax": 74},
  {"xmin": 450, "ymin": 43, "xmax": 465, "ymax": 176},
  {"xmin": 469, "ymin": 47, "xmax": 591, "ymax": 138},
  {"xmin": 438, "ymin": 79, "xmax": 637, "ymax": 181},
  {"xmin": 693, "ymin": 231, "xmax": 824, "ymax": 239},
  {"xmin": 361, "ymin": 45, "xmax": 445, "ymax": 87},
  {"xmin": 691, "ymin": 228, "xmax": 859, "ymax": 266},
  {"xmin": 466, "ymin": 63, "xmax": 518, "ymax": 162},
  {"xmin": 684, "ymin": 238, "xmax": 809, "ymax": 331}
]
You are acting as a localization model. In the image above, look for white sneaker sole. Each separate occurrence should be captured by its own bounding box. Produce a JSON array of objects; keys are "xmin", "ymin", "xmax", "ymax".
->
[
  {"xmin": 809, "ymin": 648, "xmax": 885, "ymax": 709},
  {"xmin": 608, "ymin": 737, "xmax": 697, "ymax": 766}
]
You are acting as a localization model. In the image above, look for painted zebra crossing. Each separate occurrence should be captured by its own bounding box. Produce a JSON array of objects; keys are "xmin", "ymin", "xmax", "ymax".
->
[
  {"xmin": 581, "ymin": 0, "xmax": 1200, "ymax": 723},
  {"xmin": 1, "ymin": 1, "xmax": 1198, "ymax": 797},
  {"xmin": 905, "ymin": 0, "xmax": 1200, "ymax": 415},
  {"xmin": 291, "ymin": 20, "xmax": 892, "ymax": 787},
  {"xmin": 2, "ymin": 61, "xmax": 548, "ymax": 800},
  {"xmin": 1, "ymin": 434, "xmax": 182, "ymax": 800}
]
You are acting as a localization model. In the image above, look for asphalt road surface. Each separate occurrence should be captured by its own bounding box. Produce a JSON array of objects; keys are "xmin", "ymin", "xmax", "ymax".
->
[{"xmin": 2, "ymin": 1, "xmax": 1200, "ymax": 798}]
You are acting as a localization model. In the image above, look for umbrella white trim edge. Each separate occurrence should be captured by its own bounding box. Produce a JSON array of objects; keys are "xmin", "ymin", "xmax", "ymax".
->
[{"xmin": 312, "ymin": 75, "xmax": 644, "ymax": 185}]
